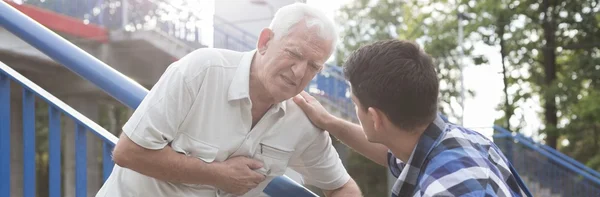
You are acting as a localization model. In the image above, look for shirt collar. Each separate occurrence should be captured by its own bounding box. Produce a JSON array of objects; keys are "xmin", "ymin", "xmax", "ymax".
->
[
  {"xmin": 227, "ymin": 50, "xmax": 287, "ymax": 113},
  {"xmin": 392, "ymin": 114, "xmax": 447, "ymax": 196}
]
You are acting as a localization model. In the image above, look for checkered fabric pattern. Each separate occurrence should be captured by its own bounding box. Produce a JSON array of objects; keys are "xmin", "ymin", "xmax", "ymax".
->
[{"xmin": 388, "ymin": 116, "xmax": 528, "ymax": 197}]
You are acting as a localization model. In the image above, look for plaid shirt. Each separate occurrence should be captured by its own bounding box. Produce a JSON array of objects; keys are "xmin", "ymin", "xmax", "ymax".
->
[{"xmin": 388, "ymin": 116, "xmax": 529, "ymax": 197}]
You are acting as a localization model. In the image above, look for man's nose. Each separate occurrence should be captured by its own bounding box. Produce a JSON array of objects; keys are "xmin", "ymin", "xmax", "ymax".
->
[{"xmin": 291, "ymin": 62, "xmax": 307, "ymax": 79}]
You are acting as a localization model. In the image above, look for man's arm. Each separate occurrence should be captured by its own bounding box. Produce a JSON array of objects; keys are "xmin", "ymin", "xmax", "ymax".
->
[
  {"xmin": 113, "ymin": 134, "xmax": 265, "ymax": 192},
  {"xmin": 113, "ymin": 134, "xmax": 218, "ymax": 184},
  {"xmin": 112, "ymin": 53, "xmax": 266, "ymax": 196},
  {"xmin": 322, "ymin": 178, "xmax": 362, "ymax": 197},
  {"xmin": 293, "ymin": 91, "xmax": 388, "ymax": 166}
]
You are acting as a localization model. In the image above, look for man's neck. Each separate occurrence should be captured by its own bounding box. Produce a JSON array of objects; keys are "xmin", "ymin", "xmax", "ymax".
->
[
  {"xmin": 248, "ymin": 55, "xmax": 276, "ymax": 127},
  {"xmin": 248, "ymin": 54, "xmax": 276, "ymax": 108},
  {"xmin": 380, "ymin": 126, "xmax": 427, "ymax": 163}
]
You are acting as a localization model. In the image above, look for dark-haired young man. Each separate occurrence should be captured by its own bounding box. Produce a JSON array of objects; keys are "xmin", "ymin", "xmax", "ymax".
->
[{"xmin": 293, "ymin": 40, "xmax": 531, "ymax": 196}]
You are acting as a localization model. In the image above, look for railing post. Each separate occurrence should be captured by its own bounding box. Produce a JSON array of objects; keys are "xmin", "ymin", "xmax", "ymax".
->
[
  {"xmin": 49, "ymin": 106, "xmax": 61, "ymax": 197},
  {"xmin": 22, "ymin": 89, "xmax": 35, "ymax": 197},
  {"xmin": 75, "ymin": 123, "xmax": 87, "ymax": 197},
  {"xmin": 0, "ymin": 72, "xmax": 10, "ymax": 197},
  {"xmin": 103, "ymin": 142, "xmax": 114, "ymax": 182}
]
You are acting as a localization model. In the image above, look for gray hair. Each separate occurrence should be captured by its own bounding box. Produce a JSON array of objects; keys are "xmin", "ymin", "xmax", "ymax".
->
[{"xmin": 269, "ymin": 3, "xmax": 338, "ymax": 53}]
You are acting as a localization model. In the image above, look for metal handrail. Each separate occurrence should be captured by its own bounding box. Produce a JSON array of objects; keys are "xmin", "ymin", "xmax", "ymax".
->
[
  {"xmin": 494, "ymin": 125, "xmax": 600, "ymax": 179},
  {"xmin": 0, "ymin": 62, "xmax": 118, "ymax": 144}
]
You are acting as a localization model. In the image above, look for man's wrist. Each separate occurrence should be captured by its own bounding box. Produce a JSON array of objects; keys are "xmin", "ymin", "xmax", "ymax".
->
[
  {"xmin": 199, "ymin": 161, "xmax": 224, "ymax": 186},
  {"xmin": 322, "ymin": 115, "xmax": 343, "ymax": 134}
]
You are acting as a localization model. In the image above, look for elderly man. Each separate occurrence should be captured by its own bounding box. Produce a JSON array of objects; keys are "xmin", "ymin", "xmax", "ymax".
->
[
  {"xmin": 96, "ymin": 3, "xmax": 361, "ymax": 197},
  {"xmin": 294, "ymin": 40, "xmax": 531, "ymax": 197}
]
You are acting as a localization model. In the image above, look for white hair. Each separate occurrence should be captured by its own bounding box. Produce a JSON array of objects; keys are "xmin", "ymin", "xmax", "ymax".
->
[{"xmin": 268, "ymin": 3, "xmax": 338, "ymax": 52}]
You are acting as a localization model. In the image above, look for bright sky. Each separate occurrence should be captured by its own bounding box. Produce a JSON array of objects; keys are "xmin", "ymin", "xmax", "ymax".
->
[{"xmin": 305, "ymin": 0, "xmax": 543, "ymax": 140}]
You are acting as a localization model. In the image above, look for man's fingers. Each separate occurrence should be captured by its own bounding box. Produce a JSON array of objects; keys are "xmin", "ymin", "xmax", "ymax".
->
[
  {"xmin": 294, "ymin": 91, "xmax": 317, "ymax": 107},
  {"xmin": 293, "ymin": 94, "xmax": 307, "ymax": 105},
  {"xmin": 249, "ymin": 172, "xmax": 266, "ymax": 184},
  {"xmin": 299, "ymin": 91, "xmax": 314, "ymax": 101},
  {"xmin": 246, "ymin": 181, "xmax": 259, "ymax": 188},
  {"xmin": 244, "ymin": 158, "xmax": 264, "ymax": 169}
]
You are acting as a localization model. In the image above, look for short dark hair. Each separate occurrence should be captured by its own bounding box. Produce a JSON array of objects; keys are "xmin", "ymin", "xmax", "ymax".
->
[{"xmin": 343, "ymin": 40, "xmax": 439, "ymax": 131}]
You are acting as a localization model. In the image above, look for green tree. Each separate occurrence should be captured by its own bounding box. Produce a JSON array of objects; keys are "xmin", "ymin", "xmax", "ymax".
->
[{"xmin": 465, "ymin": 0, "xmax": 600, "ymax": 175}]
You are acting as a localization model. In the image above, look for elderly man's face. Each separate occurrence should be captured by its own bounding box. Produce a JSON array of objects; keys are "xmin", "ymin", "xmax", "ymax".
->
[{"xmin": 258, "ymin": 21, "xmax": 333, "ymax": 102}]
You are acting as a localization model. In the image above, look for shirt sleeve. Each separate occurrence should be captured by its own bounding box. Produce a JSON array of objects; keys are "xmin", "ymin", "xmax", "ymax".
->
[
  {"xmin": 121, "ymin": 61, "xmax": 196, "ymax": 150},
  {"xmin": 418, "ymin": 150, "xmax": 497, "ymax": 197},
  {"xmin": 288, "ymin": 131, "xmax": 351, "ymax": 190}
]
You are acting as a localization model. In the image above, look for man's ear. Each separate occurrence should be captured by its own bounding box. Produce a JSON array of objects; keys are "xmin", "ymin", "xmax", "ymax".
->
[
  {"xmin": 257, "ymin": 28, "xmax": 274, "ymax": 54},
  {"xmin": 368, "ymin": 107, "xmax": 384, "ymax": 131}
]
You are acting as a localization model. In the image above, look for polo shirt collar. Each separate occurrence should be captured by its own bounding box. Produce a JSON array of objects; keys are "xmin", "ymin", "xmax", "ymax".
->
[{"xmin": 227, "ymin": 50, "xmax": 287, "ymax": 113}]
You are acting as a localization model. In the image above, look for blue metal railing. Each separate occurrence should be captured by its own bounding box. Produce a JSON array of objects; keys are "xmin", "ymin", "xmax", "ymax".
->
[
  {"xmin": 0, "ymin": 1, "xmax": 316, "ymax": 196},
  {"xmin": 493, "ymin": 126, "xmax": 600, "ymax": 196},
  {"xmin": 0, "ymin": 61, "xmax": 119, "ymax": 197},
  {"xmin": 494, "ymin": 131, "xmax": 600, "ymax": 196},
  {"xmin": 495, "ymin": 126, "xmax": 600, "ymax": 178},
  {"xmin": 213, "ymin": 15, "xmax": 257, "ymax": 51},
  {"xmin": 495, "ymin": 126, "xmax": 600, "ymax": 179},
  {"xmin": 9, "ymin": 0, "xmax": 206, "ymax": 46}
]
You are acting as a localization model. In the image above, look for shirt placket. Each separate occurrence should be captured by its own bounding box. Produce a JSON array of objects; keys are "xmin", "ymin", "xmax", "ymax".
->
[{"xmin": 228, "ymin": 100, "xmax": 283, "ymax": 158}]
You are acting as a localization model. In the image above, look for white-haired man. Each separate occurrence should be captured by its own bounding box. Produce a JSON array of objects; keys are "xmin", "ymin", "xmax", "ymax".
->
[{"xmin": 96, "ymin": 3, "xmax": 361, "ymax": 197}]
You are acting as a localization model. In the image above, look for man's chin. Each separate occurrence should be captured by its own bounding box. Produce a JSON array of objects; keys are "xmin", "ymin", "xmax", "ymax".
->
[{"xmin": 272, "ymin": 90, "xmax": 300, "ymax": 102}]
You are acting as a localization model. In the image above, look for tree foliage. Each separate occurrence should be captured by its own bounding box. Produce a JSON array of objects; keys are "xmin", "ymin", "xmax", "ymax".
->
[{"xmin": 464, "ymin": 0, "xmax": 599, "ymax": 152}]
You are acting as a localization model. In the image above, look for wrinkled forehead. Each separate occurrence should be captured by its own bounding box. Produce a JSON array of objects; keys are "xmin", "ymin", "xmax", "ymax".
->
[
  {"xmin": 285, "ymin": 39, "xmax": 333, "ymax": 65},
  {"xmin": 284, "ymin": 20, "xmax": 334, "ymax": 52}
]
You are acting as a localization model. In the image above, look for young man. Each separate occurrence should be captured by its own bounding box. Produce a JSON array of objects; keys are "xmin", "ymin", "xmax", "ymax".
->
[
  {"xmin": 96, "ymin": 3, "xmax": 361, "ymax": 197},
  {"xmin": 293, "ymin": 40, "xmax": 531, "ymax": 196}
]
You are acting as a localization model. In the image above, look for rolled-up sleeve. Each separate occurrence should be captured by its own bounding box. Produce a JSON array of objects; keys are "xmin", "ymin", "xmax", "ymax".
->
[
  {"xmin": 122, "ymin": 62, "xmax": 195, "ymax": 150},
  {"xmin": 288, "ymin": 131, "xmax": 351, "ymax": 190}
]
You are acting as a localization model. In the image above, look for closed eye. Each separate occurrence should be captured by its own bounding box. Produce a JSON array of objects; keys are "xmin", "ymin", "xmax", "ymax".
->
[
  {"xmin": 310, "ymin": 63, "xmax": 322, "ymax": 70},
  {"xmin": 285, "ymin": 49, "xmax": 302, "ymax": 59}
]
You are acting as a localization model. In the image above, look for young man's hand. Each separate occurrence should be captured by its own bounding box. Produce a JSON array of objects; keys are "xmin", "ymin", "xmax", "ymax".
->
[{"xmin": 293, "ymin": 91, "xmax": 338, "ymax": 131}]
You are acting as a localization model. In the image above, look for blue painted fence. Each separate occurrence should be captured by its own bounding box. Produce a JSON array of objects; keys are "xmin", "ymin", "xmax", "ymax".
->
[
  {"xmin": 494, "ymin": 127, "xmax": 600, "ymax": 196},
  {"xmin": 0, "ymin": 61, "xmax": 118, "ymax": 197}
]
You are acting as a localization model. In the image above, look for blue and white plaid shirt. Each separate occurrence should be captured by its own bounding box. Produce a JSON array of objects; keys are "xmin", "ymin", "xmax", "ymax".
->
[{"xmin": 388, "ymin": 116, "xmax": 529, "ymax": 197}]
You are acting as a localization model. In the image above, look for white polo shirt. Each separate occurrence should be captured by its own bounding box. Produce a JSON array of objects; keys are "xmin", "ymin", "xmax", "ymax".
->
[{"xmin": 96, "ymin": 48, "xmax": 350, "ymax": 197}]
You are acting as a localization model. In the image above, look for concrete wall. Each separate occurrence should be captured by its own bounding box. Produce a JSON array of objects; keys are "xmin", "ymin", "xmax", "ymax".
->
[{"xmin": 214, "ymin": 0, "xmax": 302, "ymax": 38}]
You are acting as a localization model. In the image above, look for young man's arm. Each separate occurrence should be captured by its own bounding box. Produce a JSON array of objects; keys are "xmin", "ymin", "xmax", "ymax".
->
[{"xmin": 293, "ymin": 91, "xmax": 389, "ymax": 166}]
